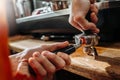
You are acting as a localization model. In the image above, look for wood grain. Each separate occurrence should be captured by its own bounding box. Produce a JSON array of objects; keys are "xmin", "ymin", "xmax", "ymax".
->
[{"xmin": 65, "ymin": 46, "xmax": 120, "ymax": 80}]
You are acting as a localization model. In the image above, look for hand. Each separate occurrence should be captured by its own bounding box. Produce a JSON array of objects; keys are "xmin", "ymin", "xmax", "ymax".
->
[
  {"xmin": 9, "ymin": 41, "xmax": 71, "ymax": 80},
  {"xmin": 69, "ymin": 0, "xmax": 99, "ymax": 33}
]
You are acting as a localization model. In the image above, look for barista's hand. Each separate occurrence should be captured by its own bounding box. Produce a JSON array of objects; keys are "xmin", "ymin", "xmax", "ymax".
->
[
  {"xmin": 28, "ymin": 41, "xmax": 71, "ymax": 79},
  {"xmin": 9, "ymin": 41, "xmax": 71, "ymax": 80},
  {"xmin": 69, "ymin": 0, "xmax": 99, "ymax": 33}
]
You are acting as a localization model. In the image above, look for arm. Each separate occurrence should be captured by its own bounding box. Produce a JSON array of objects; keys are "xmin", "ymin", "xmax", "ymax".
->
[{"xmin": 69, "ymin": 0, "xmax": 99, "ymax": 33}]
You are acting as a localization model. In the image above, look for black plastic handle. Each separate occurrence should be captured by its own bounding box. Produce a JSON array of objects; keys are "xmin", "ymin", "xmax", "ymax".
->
[{"xmin": 53, "ymin": 45, "xmax": 76, "ymax": 55}]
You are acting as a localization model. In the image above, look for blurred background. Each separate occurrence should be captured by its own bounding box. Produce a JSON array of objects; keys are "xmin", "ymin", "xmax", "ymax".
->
[
  {"xmin": 13, "ymin": 0, "xmax": 71, "ymax": 18},
  {"xmin": 9, "ymin": 0, "xmax": 120, "ymax": 42}
]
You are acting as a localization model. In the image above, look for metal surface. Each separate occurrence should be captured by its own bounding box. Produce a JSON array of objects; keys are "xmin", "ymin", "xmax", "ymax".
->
[
  {"xmin": 75, "ymin": 32, "xmax": 99, "ymax": 56},
  {"xmin": 16, "ymin": 8, "xmax": 70, "ymax": 23}
]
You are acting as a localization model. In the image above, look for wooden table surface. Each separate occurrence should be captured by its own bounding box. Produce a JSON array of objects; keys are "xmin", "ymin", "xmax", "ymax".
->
[{"xmin": 9, "ymin": 36, "xmax": 120, "ymax": 80}]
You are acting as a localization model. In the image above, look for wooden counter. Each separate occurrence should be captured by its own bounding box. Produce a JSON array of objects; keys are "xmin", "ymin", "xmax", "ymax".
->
[{"xmin": 9, "ymin": 36, "xmax": 120, "ymax": 80}]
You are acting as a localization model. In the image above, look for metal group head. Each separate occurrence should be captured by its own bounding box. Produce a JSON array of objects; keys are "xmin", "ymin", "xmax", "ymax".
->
[{"xmin": 74, "ymin": 31, "xmax": 99, "ymax": 56}]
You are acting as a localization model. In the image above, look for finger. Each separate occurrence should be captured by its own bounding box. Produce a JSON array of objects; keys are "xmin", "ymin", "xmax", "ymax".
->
[
  {"xmin": 90, "ymin": 12, "xmax": 98, "ymax": 24},
  {"xmin": 88, "ymin": 22, "xmax": 100, "ymax": 33},
  {"xmin": 90, "ymin": 4, "xmax": 98, "ymax": 15},
  {"xmin": 41, "ymin": 41, "xmax": 69, "ymax": 52},
  {"xmin": 32, "ymin": 41, "xmax": 69, "ymax": 54},
  {"xmin": 57, "ymin": 52, "xmax": 71, "ymax": 65},
  {"xmin": 69, "ymin": 16, "xmax": 83, "ymax": 31},
  {"xmin": 74, "ymin": 13, "xmax": 99, "ymax": 33},
  {"xmin": 42, "ymin": 51, "xmax": 66, "ymax": 69},
  {"xmin": 32, "ymin": 52, "xmax": 56, "ymax": 74},
  {"xmin": 75, "ymin": 16, "xmax": 91, "ymax": 30},
  {"xmin": 28, "ymin": 57, "xmax": 47, "ymax": 76}
]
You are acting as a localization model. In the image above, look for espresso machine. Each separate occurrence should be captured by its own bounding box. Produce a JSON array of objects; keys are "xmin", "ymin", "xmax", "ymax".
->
[{"xmin": 8, "ymin": 0, "xmax": 120, "ymax": 42}]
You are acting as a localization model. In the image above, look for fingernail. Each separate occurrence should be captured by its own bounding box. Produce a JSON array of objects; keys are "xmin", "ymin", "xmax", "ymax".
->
[
  {"xmin": 34, "ymin": 52, "xmax": 40, "ymax": 57},
  {"xmin": 29, "ymin": 58, "xmax": 35, "ymax": 65},
  {"xmin": 93, "ymin": 29, "xmax": 100, "ymax": 33}
]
